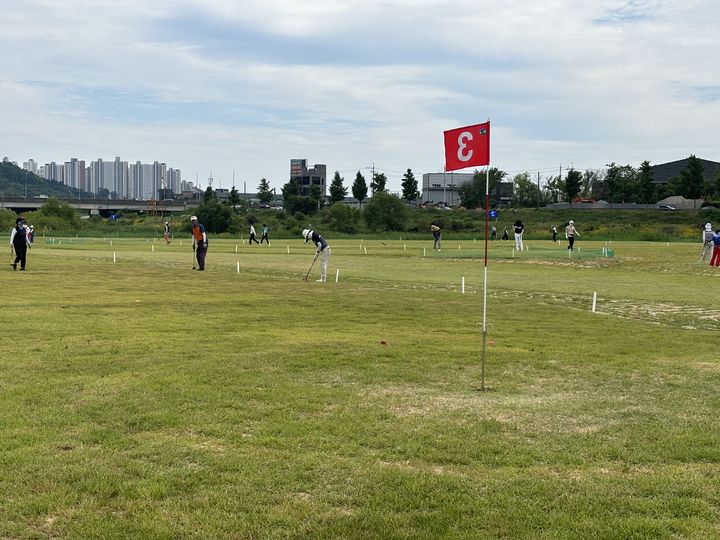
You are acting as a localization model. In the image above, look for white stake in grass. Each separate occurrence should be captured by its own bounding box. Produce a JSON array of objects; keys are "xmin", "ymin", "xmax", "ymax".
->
[
  {"xmin": 287, "ymin": 245, "xmax": 290, "ymax": 254},
  {"xmin": 151, "ymin": 244, "xmax": 154, "ymax": 252},
  {"xmin": 592, "ymin": 291, "xmax": 597, "ymax": 313},
  {"xmin": 113, "ymin": 252, "xmax": 116, "ymax": 263},
  {"xmin": 461, "ymin": 276, "xmax": 465, "ymax": 294},
  {"xmin": 235, "ymin": 245, "xmax": 238, "ymax": 253},
  {"xmin": 335, "ymin": 268, "xmax": 340, "ymax": 283},
  {"xmin": 237, "ymin": 261, "xmax": 240, "ymax": 274},
  {"xmin": 364, "ymin": 247, "xmax": 367, "ymax": 255}
]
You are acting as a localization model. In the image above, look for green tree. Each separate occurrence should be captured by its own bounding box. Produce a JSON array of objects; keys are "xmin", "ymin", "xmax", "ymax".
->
[
  {"xmin": 257, "ymin": 178, "xmax": 273, "ymax": 206},
  {"xmin": 352, "ymin": 171, "xmax": 368, "ymax": 209},
  {"xmin": 194, "ymin": 200, "xmax": 232, "ymax": 233},
  {"xmin": 309, "ymin": 184, "xmax": 324, "ymax": 210},
  {"xmin": 203, "ymin": 186, "xmax": 216, "ymax": 204},
  {"xmin": 545, "ymin": 175, "xmax": 565, "ymax": 203},
  {"xmin": 583, "ymin": 169, "xmax": 606, "ymax": 200},
  {"xmin": 605, "ymin": 163, "xmax": 638, "ymax": 203},
  {"xmin": 637, "ymin": 161, "xmax": 656, "ymax": 204},
  {"xmin": 281, "ymin": 178, "xmax": 317, "ymax": 215},
  {"xmin": 457, "ymin": 168, "xmax": 506, "ymax": 209},
  {"xmin": 363, "ymin": 192, "xmax": 408, "ymax": 232},
  {"xmin": 328, "ymin": 171, "xmax": 347, "ymax": 204},
  {"xmin": 370, "ymin": 172, "xmax": 387, "ymax": 195},
  {"xmin": 227, "ymin": 186, "xmax": 241, "ymax": 212},
  {"xmin": 512, "ymin": 172, "xmax": 541, "ymax": 208},
  {"xmin": 565, "ymin": 169, "xmax": 583, "ymax": 202},
  {"xmin": 678, "ymin": 155, "xmax": 705, "ymax": 201},
  {"xmin": 401, "ymin": 168, "xmax": 419, "ymax": 204},
  {"xmin": 38, "ymin": 198, "xmax": 80, "ymax": 228},
  {"xmin": 324, "ymin": 202, "xmax": 361, "ymax": 234}
]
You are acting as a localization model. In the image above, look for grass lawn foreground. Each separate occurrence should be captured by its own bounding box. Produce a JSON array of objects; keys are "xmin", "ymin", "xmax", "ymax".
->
[{"xmin": 2, "ymin": 236, "xmax": 720, "ymax": 539}]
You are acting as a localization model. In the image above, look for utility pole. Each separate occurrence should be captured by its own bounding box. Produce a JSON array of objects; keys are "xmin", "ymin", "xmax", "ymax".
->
[{"xmin": 537, "ymin": 171, "xmax": 541, "ymax": 209}]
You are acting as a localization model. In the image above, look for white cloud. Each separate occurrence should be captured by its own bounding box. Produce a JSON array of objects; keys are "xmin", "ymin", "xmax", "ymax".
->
[{"xmin": 1, "ymin": 0, "xmax": 718, "ymax": 192}]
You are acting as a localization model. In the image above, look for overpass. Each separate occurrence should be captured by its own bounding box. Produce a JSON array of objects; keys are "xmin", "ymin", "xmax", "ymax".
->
[{"xmin": 0, "ymin": 196, "xmax": 196, "ymax": 216}]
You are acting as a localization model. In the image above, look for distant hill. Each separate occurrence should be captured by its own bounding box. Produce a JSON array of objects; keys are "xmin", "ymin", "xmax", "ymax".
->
[{"xmin": 0, "ymin": 161, "xmax": 89, "ymax": 198}]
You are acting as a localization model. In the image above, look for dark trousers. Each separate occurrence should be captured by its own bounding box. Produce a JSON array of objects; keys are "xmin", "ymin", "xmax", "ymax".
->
[
  {"xmin": 13, "ymin": 244, "xmax": 27, "ymax": 269},
  {"xmin": 567, "ymin": 236, "xmax": 575, "ymax": 250},
  {"xmin": 249, "ymin": 233, "xmax": 259, "ymax": 244},
  {"xmin": 260, "ymin": 234, "xmax": 269, "ymax": 244},
  {"xmin": 196, "ymin": 246, "xmax": 207, "ymax": 270}
]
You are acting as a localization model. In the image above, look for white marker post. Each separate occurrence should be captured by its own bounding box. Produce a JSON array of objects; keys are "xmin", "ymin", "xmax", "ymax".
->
[
  {"xmin": 237, "ymin": 261, "xmax": 240, "ymax": 274},
  {"xmin": 461, "ymin": 276, "xmax": 465, "ymax": 294},
  {"xmin": 151, "ymin": 244, "xmax": 154, "ymax": 252},
  {"xmin": 113, "ymin": 252, "xmax": 116, "ymax": 263},
  {"xmin": 235, "ymin": 245, "xmax": 238, "ymax": 253},
  {"xmin": 364, "ymin": 247, "xmax": 367, "ymax": 255},
  {"xmin": 423, "ymin": 247, "xmax": 426, "ymax": 257},
  {"xmin": 592, "ymin": 292, "xmax": 597, "ymax": 313},
  {"xmin": 335, "ymin": 268, "xmax": 340, "ymax": 283},
  {"xmin": 287, "ymin": 245, "xmax": 290, "ymax": 254}
]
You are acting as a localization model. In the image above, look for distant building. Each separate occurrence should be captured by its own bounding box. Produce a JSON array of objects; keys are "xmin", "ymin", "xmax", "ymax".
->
[
  {"xmin": 290, "ymin": 159, "xmax": 326, "ymax": 196},
  {"xmin": 422, "ymin": 172, "xmax": 513, "ymax": 207},
  {"xmin": 651, "ymin": 158, "xmax": 720, "ymax": 184},
  {"xmin": 421, "ymin": 172, "xmax": 472, "ymax": 206}
]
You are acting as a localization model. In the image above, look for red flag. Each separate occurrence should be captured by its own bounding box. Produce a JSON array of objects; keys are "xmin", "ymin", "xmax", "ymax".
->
[{"xmin": 443, "ymin": 121, "xmax": 490, "ymax": 171}]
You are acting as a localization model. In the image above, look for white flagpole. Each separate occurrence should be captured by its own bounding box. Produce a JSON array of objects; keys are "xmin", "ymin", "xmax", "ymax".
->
[{"xmin": 481, "ymin": 119, "xmax": 490, "ymax": 391}]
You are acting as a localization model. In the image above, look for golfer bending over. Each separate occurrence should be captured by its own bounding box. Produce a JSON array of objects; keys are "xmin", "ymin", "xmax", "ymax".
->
[{"xmin": 302, "ymin": 228, "xmax": 330, "ymax": 282}]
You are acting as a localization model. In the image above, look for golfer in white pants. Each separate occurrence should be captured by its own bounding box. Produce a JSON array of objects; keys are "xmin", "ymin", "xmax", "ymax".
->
[
  {"xmin": 302, "ymin": 228, "xmax": 331, "ymax": 282},
  {"xmin": 513, "ymin": 220, "xmax": 524, "ymax": 252}
]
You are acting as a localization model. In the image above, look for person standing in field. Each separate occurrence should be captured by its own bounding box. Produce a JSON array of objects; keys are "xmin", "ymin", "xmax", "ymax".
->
[
  {"xmin": 551, "ymin": 225, "xmax": 558, "ymax": 242},
  {"xmin": 501, "ymin": 227, "xmax": 509, "ymax": 241},
  {"xmin": 249, "ymin": 224, "xmax": 260, "ymax": 245},
  {"xmin": 260, "ymin": 224, "xmax": 270, "ymax": 245},
  {"xmin": 10, "ymin": 217, "xmax": 30, "ymax": 271},
  {"xmin": 700, "ymin": 222, "xmax": 713, "ymax": 262},
  {"xmin": 491, "ymin": 225, "xmax": 497, "ymax": 240},
  {"xmin": 302, "ymin": 228, "xmax": 331, "ymax": 282},
  {"xmin": 190, "ymin": 215, "xmax": 208, "ymax": 271},
  {"xmin": 710, "ymin": 229, "xmax": 720, "ymax": 267},
  {"xmin": 164, "ymin": 221, "xmax": 171, "ymax": 244},
  {"xmin": 566, "ymin": 220, "xmax": 580, "ymax": 251},
  {"xmin": 431, "ymin": 224, "xmax": 442, "ymax": 250},
  {"xmin": 513, "ymin": 220, "xmax": 524, "ymax": 252}
]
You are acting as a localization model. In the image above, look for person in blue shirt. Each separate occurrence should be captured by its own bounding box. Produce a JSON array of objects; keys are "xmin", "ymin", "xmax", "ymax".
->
[
  {"xmin": 710, "ymin": 229, "xmax": 720, "ymax": 267},
  {"xmin": 260, "ymin": 224, "xmax": 270, "ymax": 245}
]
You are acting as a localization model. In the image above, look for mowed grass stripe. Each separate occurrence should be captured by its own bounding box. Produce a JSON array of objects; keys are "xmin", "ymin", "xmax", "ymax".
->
[{"xmin": 1, "ymin": 239, "xmax": 719, "ymax": 538}]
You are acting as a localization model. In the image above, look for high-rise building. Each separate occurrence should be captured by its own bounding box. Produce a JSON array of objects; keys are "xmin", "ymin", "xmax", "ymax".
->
[
  {"xmin": 22, "ymin": 159, "xmax": 38, "ymax": 174},
  {"xmin": 64, "ymin": 158, "xmax": 86, "ymax": 191},
  {"xmin": 290, "ymin": 159, "xmax": 326, "ymax": 196},
  {"xmin": 89, "ymin": 159, "xmax": 105, "ymax": 194}
]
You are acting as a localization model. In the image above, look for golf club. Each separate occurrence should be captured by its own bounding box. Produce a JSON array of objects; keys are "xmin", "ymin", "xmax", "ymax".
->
[{"xmin": 303, "ymin": 251, "xmax": 319, "ymax": 281}]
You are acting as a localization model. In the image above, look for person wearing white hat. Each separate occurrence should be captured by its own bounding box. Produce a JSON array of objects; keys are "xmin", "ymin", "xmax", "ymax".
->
[
  {"xmin": 163, "ymin": 221, "xmax": 171, "ymax": 244},
  {"xmin": 699, "ymin": 222, "xmax": 713, "ymax": 262},
  {"xmin": 302, "ymin": 228, "xmax": 330, "ymax": 282},
  {"xmin": 190, "ymin": 215, "xmax": 208, "ymax": 271},
  {"xmin": 565, "ymin": 219, "xmax": 580, "ymax": 251}
]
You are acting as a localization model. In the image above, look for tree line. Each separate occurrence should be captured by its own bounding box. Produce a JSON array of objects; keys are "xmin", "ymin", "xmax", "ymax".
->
[{"xmin": 459, "ymin": 155, "xmax": 720, "ymax": 209}]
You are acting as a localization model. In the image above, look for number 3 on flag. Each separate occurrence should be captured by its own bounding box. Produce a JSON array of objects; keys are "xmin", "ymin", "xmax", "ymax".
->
[{"xmin": 443, "ymin": 121, "xmax": 490, "ymax": 172}]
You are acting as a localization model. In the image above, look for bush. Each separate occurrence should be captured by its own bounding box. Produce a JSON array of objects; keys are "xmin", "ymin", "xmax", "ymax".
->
[{"xmin": 363, "ymin": 192, "xmax": 408, "ymax": 232}]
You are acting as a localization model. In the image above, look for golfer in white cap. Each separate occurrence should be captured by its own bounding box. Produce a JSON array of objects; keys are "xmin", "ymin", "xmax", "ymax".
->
[
  {"xmin": 302, "ymin": 228, "xmax": 330, "ymax": 282},
  {"xmin": 190, "ymin": 215, "xmax": 208, "ymax": 270},
  {"xmin": 700, "ymin": 222, "xmax": 713, "ymax": 262},
  {"xmin": 565, "ymin": 220, "xmax": 580, "ymax": 251}
]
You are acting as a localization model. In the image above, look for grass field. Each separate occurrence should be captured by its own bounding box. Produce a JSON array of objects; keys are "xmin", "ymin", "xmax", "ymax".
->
[{"xmin": 2, "ymin": 235, "xmax": 720, "ymax": 539}]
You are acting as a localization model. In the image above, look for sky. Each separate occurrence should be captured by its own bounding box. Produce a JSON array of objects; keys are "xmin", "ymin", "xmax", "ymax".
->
[{"xmin": 2, "ymin": 0, "xmax": 719, "ymax": 193}]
